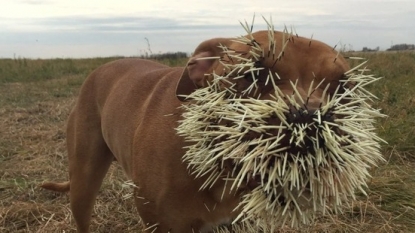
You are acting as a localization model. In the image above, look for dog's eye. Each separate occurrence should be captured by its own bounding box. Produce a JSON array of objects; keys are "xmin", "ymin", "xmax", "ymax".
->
[
  {"xmin": 254, "ymin": 60, "xmax": 262, "ymax": 67},
  {"xmin": 243, "ymin": 72, "xmax": 255, "ymax": 82}
]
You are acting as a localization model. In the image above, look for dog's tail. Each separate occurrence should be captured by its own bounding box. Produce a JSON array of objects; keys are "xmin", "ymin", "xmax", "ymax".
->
[{"xmin": 40, "ymin": 181, "xmax": 70, "ymax": 193}]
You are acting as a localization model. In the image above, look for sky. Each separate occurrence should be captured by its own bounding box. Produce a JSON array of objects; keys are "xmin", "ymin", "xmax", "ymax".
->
[{"xmin": 1, "ymin": 0, "xmax": 414, "ymax": 58}]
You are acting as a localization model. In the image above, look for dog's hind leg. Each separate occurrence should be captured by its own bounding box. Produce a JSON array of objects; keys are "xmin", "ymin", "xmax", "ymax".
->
[{"xmin": 66, "ymin": 111, "xmax": 114, "ymax": 233}]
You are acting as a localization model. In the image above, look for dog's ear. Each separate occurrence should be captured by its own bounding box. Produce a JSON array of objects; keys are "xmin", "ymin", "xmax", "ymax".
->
[{"xmin": 176, "ymin": 38, "xmax": 231, "ymax": 101}]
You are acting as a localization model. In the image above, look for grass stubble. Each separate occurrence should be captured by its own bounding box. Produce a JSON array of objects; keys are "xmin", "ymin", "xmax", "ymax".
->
[{"xmin": 0, "ymin": 52, "xmax": 414, "ymax": 232}]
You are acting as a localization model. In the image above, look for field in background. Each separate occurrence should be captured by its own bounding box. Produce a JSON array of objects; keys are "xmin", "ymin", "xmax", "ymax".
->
[{"xmin": 0, "ymin": 52, "xmax": 414, "ymax": 232}]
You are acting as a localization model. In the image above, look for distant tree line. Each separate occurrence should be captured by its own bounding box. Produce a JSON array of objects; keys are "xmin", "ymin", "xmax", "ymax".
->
[
  {"xmin": 387, "ymin": 44, "xmax": 415, "ymax": 51},
  {"xmin": 360, "ymin": 44, "xmax": 415, "ymax": 52},
  {"xmin": 362, "ymin": 46, "xmax": 380, "ymax": 52},
  {"xmin": 139, "ymin": 52, "xmax": 188, "ymax": 60}
]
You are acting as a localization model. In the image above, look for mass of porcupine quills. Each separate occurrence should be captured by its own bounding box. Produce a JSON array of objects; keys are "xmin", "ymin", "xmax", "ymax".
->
[{"xmin": 176, "ymin": 15, "xmax": 386, "ymax": 231}]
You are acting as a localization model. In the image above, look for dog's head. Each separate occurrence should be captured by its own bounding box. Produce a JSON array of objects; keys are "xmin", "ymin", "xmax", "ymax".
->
[
  {"xmin": 177, "ymin": 30, "xmax": 349, "ymax": 103},
  {"xmin": 176, "ymin": 25, "xmax": 385, "ymax": 229}
]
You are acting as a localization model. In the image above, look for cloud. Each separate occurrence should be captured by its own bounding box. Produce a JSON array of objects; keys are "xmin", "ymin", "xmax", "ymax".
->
[
  {"xmin": 18, "ymin": 0, "xmax": 51, "ymax": 5},
  {"xmin": 5, "ymin": 15, "xmax": 240, "ymax": 33},
  {"xmin": 1, "ymin": 0, "xmax": 414, "ymax": 58}
]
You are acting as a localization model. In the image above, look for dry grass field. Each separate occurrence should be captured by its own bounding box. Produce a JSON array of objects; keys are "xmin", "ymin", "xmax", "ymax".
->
[{"xmin": 0, "ymin": 52, "xmax": 414, "ymax": 232}]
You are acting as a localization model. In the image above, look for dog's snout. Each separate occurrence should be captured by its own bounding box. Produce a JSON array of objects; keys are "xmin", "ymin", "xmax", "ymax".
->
[
  {"xmin": 286, "ymin": 107, "xmax": 337, "ymax": 125},
  {"xmin": 286, "ymin": 108, "xmax": 317, "ymax": 125}
]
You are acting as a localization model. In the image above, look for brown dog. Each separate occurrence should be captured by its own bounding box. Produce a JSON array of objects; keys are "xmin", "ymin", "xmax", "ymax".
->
[{"xmin": 42, "ymin": 30, "xmax": 352, "ymax": 233}]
